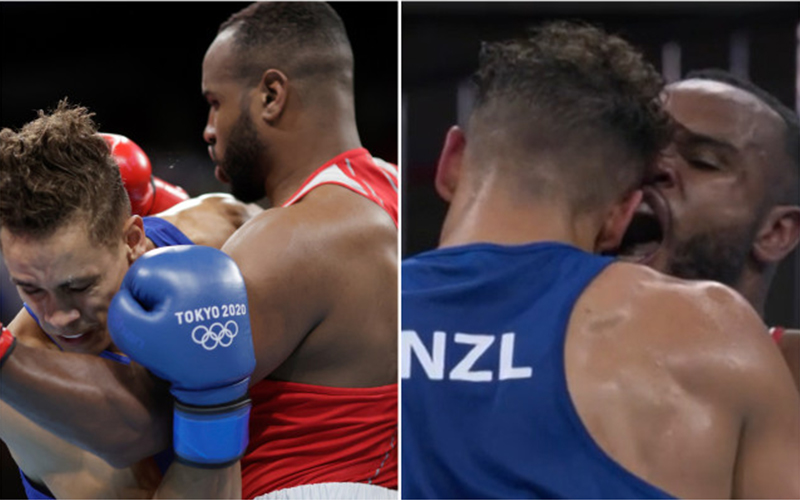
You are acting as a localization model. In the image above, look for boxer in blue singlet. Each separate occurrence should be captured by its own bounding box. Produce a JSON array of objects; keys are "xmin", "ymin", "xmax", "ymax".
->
[
  {"xmin": 0, "ymin": 102, "xmax": 259, "ymax": 498},
  {"xmin": 401, "ymin": 23, "xmax": 800, "ymax": 499},
  {"xmin": 15, "ymin": 216, "xmax": 190, "ymax": 500}
]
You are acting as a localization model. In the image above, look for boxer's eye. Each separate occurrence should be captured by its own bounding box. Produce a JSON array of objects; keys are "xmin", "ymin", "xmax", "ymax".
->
[
  {"xmin": 20, "ymin": 286, "xmax": 42, "ymax": 296},
  {"xmin": 688, "ymin": 158, "xmax": 719, "ymax": 170},
  {"xmin": 64, "ymin": 278, "xmax": 96, "ymax": 294},
  {"xmin": 67, "ymin": 279, "xmax": 96, "ymax": 293}
]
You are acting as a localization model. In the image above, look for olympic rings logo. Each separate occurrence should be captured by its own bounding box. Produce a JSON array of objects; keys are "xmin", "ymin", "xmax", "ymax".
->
[{"xmin": 191, "ymin": 321, "xmax": 239, "ymax": 350}]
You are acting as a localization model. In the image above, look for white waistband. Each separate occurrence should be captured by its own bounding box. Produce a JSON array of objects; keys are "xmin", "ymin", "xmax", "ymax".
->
[{"xmin": 254, "ymin": 482, "xmax": 397, "ymax": 500}]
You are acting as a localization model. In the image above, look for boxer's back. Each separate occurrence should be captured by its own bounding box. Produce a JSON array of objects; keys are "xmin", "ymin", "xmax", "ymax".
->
[
  {"xmin": 402, "ymin": 242, "xmax": 672, "ymax": 499},
  {"xmin": 565, "ymin": 263, "xmax": 748, "ymax": 498},
  {"xmin": 564, "ymin": 262, "xmax": 798, "ymax": 498},
  {"xmin": 402, "ymin": 243, "xmax": 799, "ymax": 499}
]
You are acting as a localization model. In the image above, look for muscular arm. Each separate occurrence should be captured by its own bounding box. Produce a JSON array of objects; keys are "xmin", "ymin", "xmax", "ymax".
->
[
  {"xmin": 222, "ymin": 186, "xmax": 396, "ymax": 386},
  {"xmin": 3, "ymin": 397, "xmax": 239, "ymax": 499},
  {"xmin": 2, "ymin": 399, "xmax": 163, "ymax": 498},
  {"xmin": 730, "ymin": 313, "xmax": 800, "ymax": 497},
  {"xmin": 221, "ymin": 203, "xmax": 330, "ymax": 383},
  {"xmin": 154, "ymin": 462, "xmax": 241, "ymax": 499},
  {"xmin": 0, "ymin": 310, "xmax": 171, "ymax": 468},
  {"xmin": 158, "ymin": 193, "xmax": 262, "ymax": 249}
]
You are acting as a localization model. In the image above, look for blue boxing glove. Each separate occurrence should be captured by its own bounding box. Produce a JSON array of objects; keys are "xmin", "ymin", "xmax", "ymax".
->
[{"xmin": 108, "ymin": 245, "xmax": 256, "ymax": 468}]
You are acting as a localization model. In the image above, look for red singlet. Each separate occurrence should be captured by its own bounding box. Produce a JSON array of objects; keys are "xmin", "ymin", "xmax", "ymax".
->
[
  {"xmin": 241, "ymin": 381, "xmax": 398, "ymax": 498},
  {"xmin": 242, "ymin": 149, "xmax": 399, "ymax": 498},
  {"xmin": 281, "ymin": 148, "xmax": 398, "ymax": 226}
]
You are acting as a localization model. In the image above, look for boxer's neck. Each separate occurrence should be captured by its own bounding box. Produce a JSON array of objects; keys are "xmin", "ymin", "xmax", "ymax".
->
[
  {"xmin": 438, "ymin": 182, "xmax": 601, "ymax": 252},
  {"xmin": 737, "ymin": 268, "xmax": 769, "ymax": 318},
  {"xmin": 265, "ymin": 97, "xmax": 362, "ymax": 206}
]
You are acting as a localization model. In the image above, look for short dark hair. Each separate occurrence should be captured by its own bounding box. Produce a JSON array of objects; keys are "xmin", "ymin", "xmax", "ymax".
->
[
  {"xmin": 469, "ymin": 21, "xmax": 671, "ymax": 210},
  {"xmin": 218, "ymin": 2, "xmax": 353, "ymax": 88},
  {"xmin": 684, "ymin": 68, "xmax": 799, "ymax": 204},
  {"xmin": 0, "ymin": 100, "xmax": 130, "ymax": 246}
]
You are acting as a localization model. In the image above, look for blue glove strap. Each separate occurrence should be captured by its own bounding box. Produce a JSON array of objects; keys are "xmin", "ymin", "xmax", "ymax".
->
[{"xmin": 173, "ymin": 399, "xmax": 251, "ymax": 468}]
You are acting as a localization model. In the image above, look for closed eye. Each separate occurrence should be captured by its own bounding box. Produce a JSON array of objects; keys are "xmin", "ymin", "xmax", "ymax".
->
[
  {"xmin": 688, "ymin": 158, "xmax": 720, "ymax": 170},
  {"xmin": 20, "ymin": 286, "xmax": 43, "ymax": 296}
]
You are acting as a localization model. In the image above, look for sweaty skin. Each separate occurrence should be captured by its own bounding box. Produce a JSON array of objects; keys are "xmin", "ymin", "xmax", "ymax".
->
[
  {"xmin": 222, "ymin": 184, "xmax": 397, "ymax": 388},
  {"xmin": 429, "ymin": 121, "xmax": 800, "ymax": 498},
  {"xmin": 0, "ymin": 193, "xmax": 259, "ymax": 499},
  {"xmin": 566, "ymin": 263, "xmax": 800, "ymax": 498},
  {"xmin": 201, "ymin": 27, "xmax": 398, "ymax": 390},
  {"xmin": 645, "ymin": 80, "xmax": 800, "ymax": 397},
  {"xmin": 2, "ymin": 7, "xmax": 398, "ymax": 497}
]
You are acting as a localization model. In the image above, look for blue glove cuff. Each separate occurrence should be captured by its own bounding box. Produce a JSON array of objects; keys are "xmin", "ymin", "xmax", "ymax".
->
[
  {"xmin": 173, "ymin": 398, "xmax": 251, "ymax": 468},
  {"xmin": 172, "ymin": 378, "xmax": 251, "ymax": 407}
]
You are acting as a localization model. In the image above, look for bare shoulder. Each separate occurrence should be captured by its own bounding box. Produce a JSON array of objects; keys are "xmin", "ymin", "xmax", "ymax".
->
[
  {"xmin": 223, "ymin": 184, "xmax": 396, "ymax": 276},
  {"xmin": 7, "ymin": 308, "xmax": 54, "ymax": 350},
  {"xmin": 592, "ymin": 261, "xmax": 766, "ymax": 342},
  {"xmin": 157, "ymin": 193, "xmax": 263, "ymax": 249},
  {"xmin": 587, "ymin": 262, "xmax": 789, "ymax": 399},
  {"xmin": 221, "ymin": 185, "xmax": 397, "ymax": 382}
]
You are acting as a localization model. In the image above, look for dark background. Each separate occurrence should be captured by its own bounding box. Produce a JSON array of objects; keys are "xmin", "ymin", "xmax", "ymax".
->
[
  {"xmin": 0, "ymin": 2, "xmax": 396, "ymax": 498},
  {"xmin": 402, "ymin": 2, "xmax": 800, "ymax": 327}
]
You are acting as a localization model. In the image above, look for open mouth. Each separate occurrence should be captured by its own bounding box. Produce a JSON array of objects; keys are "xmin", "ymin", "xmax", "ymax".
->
[
  {"xmin": 613, "ymin": 188, "xmax": 669, "ymax": 264},
  {"xmin": 55, "ymin": 326, "xmax": 97, "ymax": 344},
  {"xmin": 59, "ymin": 332, "xmax": 86, "ymax": 340}
]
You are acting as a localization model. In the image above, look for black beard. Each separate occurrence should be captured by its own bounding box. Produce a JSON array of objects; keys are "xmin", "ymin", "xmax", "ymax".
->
[
  {"xmin": 665, "ymin": 226, "xmax": 756, "ymax": 288},
  {"xmin": 220, "ymin": 111, "xmax": 266, "ymax": 203}
]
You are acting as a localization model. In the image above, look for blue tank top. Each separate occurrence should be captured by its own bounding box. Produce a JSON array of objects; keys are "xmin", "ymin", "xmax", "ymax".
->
[
  {"xmin": 19, "ymin": 217, "xmax": 189, "ymax": 499},
  {"xmin": 401, "ymin": 241, "xmax": 675, "ymax": 499}
]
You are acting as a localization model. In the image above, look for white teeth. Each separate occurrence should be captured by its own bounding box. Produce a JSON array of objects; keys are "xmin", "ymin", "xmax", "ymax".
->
[
  {"xmin": 635, "ymin": 201, "xmax": 655, "ymax": 215},
  {"xmin": 61, "ymin": 333, "xmax": 85, "ymax": 339}
]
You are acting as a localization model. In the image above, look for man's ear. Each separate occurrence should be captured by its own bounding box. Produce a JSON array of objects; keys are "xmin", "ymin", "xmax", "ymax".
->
[
  {"xmin": 753, "ymin": 205, "xmax": 800, "ymax": 264},
  {"xmin": 122, "ymin": 216, "xmax": 148, "ymax": 264},
  {"xmin": 435, "ymin": 126, "xmax": 467, "ymax": 203},
  {"xmin": 595, "ymin": 189, "xmax": 643, "ymax": 253},
  {"xmin": 257, "ymin": 69, "xmax": 289, "ymax": 123}
]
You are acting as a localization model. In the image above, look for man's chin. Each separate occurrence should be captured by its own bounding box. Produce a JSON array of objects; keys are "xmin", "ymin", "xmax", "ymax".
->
[
  {"xmin": 214, "ymin": 165, "xmax": 231, "ymax": 184},
  {"xmin": 230, "ymin": 183, "xmax": 265, "ymax": 204}
]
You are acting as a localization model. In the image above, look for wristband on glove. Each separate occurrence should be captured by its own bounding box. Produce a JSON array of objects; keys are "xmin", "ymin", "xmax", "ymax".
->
[
  {"xmin": 173, "ymin": 396, "xmax": 252, "ymax": 468},
  {"xmin": 0, "ymin": 325, "xmax": 17, "ymax": 370}
]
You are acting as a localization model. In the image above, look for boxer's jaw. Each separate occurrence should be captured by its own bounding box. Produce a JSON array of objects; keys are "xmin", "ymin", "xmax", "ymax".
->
[{"xmin": 217, "ymin": 110, "xmax": 268, "ymax": 203}]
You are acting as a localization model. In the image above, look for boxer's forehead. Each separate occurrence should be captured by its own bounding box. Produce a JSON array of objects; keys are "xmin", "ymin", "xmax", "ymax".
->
[
  {"xmin": 202, "ymin": 28, "xmax": 240, "ymax": 92},
  {"xmin": 663, "ymin": 80, "xmax": 785, "ymax": 158},
  {"xmin": 1, "ymin": 220, "xmax": 117, "ymax": 288}
]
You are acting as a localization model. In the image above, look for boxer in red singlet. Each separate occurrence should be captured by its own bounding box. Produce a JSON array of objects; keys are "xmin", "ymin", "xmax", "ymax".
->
[
  {"xmin": 2, "ymin": 4, "xmax": 396, "ymax": 498},
  {"xmin": 202, "ymin": 4, "xmax": 397, "ymax": 497},
  {"xmin": 615, "ymin": 69, "xmax": 800, "ymax": 391}
]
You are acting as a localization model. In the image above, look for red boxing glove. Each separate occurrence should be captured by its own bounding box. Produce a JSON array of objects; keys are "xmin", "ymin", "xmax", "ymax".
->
[
  {"xmin": 0, "ymin": 324, "xmax": 16, "ymax": 369},
  {"xmin": 150, "ymin": 176, "xmax": 191, "ymax": 215},
  {"xmin": 99, "ymin": 133, "xmax": 190, "ymax": 216}
]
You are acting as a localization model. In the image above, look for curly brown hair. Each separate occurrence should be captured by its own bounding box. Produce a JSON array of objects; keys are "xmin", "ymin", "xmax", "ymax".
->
[
  {"xmin": 0, "ymin": 100, "xmax": 130, "ymax": 246},
  {"xmin": 468, "ymin": 21, "xmax": 672, "ymax": 210}
]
